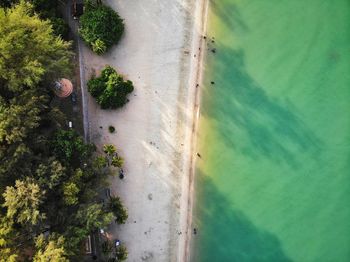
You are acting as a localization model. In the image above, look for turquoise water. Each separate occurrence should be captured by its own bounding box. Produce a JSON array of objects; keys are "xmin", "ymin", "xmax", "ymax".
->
[{"xmin": 192, "ymin": 1, "xmax": 350, "ymax": 261}]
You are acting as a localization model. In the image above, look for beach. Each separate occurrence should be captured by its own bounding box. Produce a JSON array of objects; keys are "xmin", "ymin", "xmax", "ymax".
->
[{"xmin": 79, "ymin": 0, "xmax": 208, "ymax": 261}]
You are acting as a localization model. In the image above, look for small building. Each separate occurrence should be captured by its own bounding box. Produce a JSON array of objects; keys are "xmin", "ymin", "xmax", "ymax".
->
[{"xmin": 53, "ymin": 78, "xmax": 73, "ymax": 98}]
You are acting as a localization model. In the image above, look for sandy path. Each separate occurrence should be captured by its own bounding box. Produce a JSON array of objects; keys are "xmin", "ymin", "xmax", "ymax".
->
[{"xmin": 80, "ymin": 0, "xmax": 207, "ymax": 261}]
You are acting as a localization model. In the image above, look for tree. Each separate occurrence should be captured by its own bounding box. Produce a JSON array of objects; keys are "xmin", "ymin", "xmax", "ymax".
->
[
  {"xmin": 34, "ymin": 234, "xmax": 69, "ymax": 262},
  {"xmin": 0, "ymin": 93, "xmax": 44, "ymax": 144},
  {"xmin": 51, "ymin": 129, "xmax": 95, "ymax": 167},
  {"xmin": 0, "ymin": 2, "xmax": 72, "ymax": 93},
  {"xmin": 0, "ymin": 217, "xmax": 18, "ymax": 262},
  {"xmin": 111, "ymin": 156, "xmax": 124, "ymax": 168},
  {"xmin": 2, "ymin": 178, "xmax": 44, "ymax": 225},
  {"xmin": 35, "ymin": 159, "xmax": 66, "ymax": 190},
  {"xmin": 115, "ymin": 245, "xmax": 128, "ymax": 261},
  {"xmin": 109, "ymin": 196, "xmax": 128, "ymax": 224},
  {"xmin": 79, "ymin": 4, "xmax": 124, "ymax": 54},
  {"xmin": 103, "ymin": 144, "xmax": 117, "ymax": 156},
  {"xmin": 87, "ymin": 76, "xmax": 106, "ymax": 97},
  {"xmin": 102, "ymin": 144, "xmax": 124, "ymax": 168},
  {"xmin": 76, "ymin": 203, "xmax": 114, "ymax": 232},
  {"xmin": 93, "ymin": 156, "xmax": 108, "ymax": 169},
  {"xmin": 101, "ymin": 239, "xmax": 114, "ymax": 256},
  {"xmin": 62, "ymin": 182, "xmax": 79, "ymax": 206},
  {"xmin": 87, "ymin": 66, "xmax": 134, "ymax": 109},
  {"xmin": 50, "ymin": 17, "xmax": 70, "ymax": 39},
  {"xmin": 0, "ymin": 2, "xmax": 125, "ymax": 260}
]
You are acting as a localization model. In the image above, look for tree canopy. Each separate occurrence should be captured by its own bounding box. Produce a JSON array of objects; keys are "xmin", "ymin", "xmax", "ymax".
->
[
  {"xmin": 0, "ymin": 2, "xmax": 127, "ymax": 260},
  {"xmin": 79, "ymin": 4, "xmax": 124, "ymax": 54},
  {"xmin": 0, "ymin": 2, "xmax": 72, "ymax": 93},
  {"xmin": 88, "ymin": 66, "xmax": 134, "ymax": 109}
]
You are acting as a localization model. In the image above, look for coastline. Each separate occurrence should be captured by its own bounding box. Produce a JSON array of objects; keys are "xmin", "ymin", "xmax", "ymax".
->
[
  {"xmin": 180, "ymin": 0, "xmax": 210, "ymax": 261},
  {"xmin": 80, "ymin": 0, "xmax": 209, "ymax": 261}
]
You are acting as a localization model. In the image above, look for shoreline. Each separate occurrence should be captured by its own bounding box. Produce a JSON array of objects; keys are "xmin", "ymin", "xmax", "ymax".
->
[
  {"xmin": 180, "ymin": 0, "xmax": 210, "ymax": 260},
  {"xmin": 79, "ymin": 0, "xmax": 209, "ymax": 261}
]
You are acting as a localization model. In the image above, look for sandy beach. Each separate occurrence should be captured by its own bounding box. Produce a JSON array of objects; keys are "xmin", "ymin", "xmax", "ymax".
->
[{"xmin": 79, "ymin": 0, "xmax": 208, "ymax": 261}]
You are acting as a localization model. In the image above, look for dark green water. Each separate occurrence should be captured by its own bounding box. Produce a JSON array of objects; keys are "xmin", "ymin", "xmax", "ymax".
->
[{"xmin": 192, "ymin": 1, "xmax": 350, "ymax": 261}]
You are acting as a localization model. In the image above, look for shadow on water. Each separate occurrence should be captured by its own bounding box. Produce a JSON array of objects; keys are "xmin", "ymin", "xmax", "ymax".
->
[
  {"xmin": 203, "ymin": 48, "xmax": 322, "ymax": 168},
  {"xmin": 210, "ymin": 0, "xmax": 249, "ymax": 34},
  {"xmin": 192, "ymin": 173, "xmax": 292, "ymax": 262},
  {"xmin": 201, "ymin": 0, "xmax": 323, "ymax": 168}
]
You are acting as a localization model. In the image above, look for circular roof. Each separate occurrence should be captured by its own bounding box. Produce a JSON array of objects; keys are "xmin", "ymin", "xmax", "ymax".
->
[{"xmin": 54, "ymin": 78, "xmax": 73, "ymax": 98}]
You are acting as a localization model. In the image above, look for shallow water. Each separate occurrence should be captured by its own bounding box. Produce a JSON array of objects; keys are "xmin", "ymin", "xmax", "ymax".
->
[{"xmin": 192, "ymin": 0, "xmax": 350, "ymax": 261}]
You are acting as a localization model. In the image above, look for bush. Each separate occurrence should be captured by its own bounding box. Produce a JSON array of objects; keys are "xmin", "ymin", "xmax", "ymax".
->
[
  {"xmin": 108, "ymin": 126, "xmax": 115, "ymax": 133},
  {"xmin": 50, "ymin": 17, "xmax": 69, "ymax": 39},
  {"xmin": 79, "ymin": 4, "xmax": 124, "ymax": 54},
  {"xmin": 115, "ymin": 245, "xmax": 128, "ymax": 261},
  {"xmin": 51, "ymin": 129, "xmax": 96, "ymax": 167},
  {"xmin": 92, "ymin": 39, "xmax": 107, "ymax": 54},
  {"xmin": 109, "ymin": 196, "xmax": 128, "ymax": 224},
  {"xmin": 101, "ymin": 240, "xmax": 114, "ymax": 255},
  {"xmin": 87, "ymin": 66, "xmax": 134, "ymax": 109}
]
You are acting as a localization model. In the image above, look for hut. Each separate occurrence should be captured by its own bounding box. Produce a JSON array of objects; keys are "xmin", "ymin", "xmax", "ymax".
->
[{"xmin": 53, "ymin": 78, "xmax": 73, "ymax": 98}]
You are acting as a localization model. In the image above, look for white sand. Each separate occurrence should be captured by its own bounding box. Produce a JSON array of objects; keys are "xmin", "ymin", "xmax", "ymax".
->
[{"xmin": 80, "ymin": 0, "xmax": 208, "ymax": 261}]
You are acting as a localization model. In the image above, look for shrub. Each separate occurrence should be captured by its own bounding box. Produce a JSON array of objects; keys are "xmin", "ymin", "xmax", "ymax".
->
[
  {"xmin": 51, "ymin": 130, "xmax": 96, "ymax": 167},
  {"xmin": 50, "ymin": 17, "xmax": 69, "ymax": 39},
  {"xmin": 109, "ymin": 196, "xmax": 128, "ymax": 224},
  {"xmin": 79, "ymin": 4, "xmax": 124, "ymax": 54},
  {"xmin": 115, "ymin": 245, "xmax": 128, "ymax": 261},
  {"xmin": 87, "ymin": 77, "xmax": 106, "ymax": 97},
  {"xmin": 108, "ymin": 126, "xmax": 115, "ymax": 133},
  {"xmin": 87, "ymin": 66, "xmax": 134, "ymax": 109},
  {"xmin": 92, "ymin": 39, "xmax": 107, "ymax": 54},
  {"xmin": 101, "ymin": 240, "xmax": 114, "ymax": 255}
]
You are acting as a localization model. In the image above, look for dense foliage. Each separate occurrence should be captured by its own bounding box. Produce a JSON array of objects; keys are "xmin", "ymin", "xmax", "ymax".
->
[
  {"xmin": 79, "ymin": 4, "xmax": 124, "ymax": 54},
  {"xmin": 101, "ymin": 240, "xmax": 128, "ymax": 261},
  {"xmin": 0, "ymin": 3, "xmax": 127, "ymax": 260},
  {"xmin": 0, "ymin": 0, "xmax": 69, "ymax": 38},
  {"xmin": 109, "ymin": 196, "xmax": 128, "ymax": 224},
  {"xmin": 88, "ymin": 66, "xmax": 134, "ymax": 109}
]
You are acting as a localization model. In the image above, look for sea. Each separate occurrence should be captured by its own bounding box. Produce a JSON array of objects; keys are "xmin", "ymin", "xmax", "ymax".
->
[{"xmin": 191, "ymin": 0, "xmax": 350, "ymax": 261}]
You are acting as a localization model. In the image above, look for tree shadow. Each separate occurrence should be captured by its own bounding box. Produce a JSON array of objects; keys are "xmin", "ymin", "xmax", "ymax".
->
[
  {"xmin": 192, "ymin": 173, "xmax": 293, "ymax": 262},
  {"xmin": 202, "ymin": 43, "xmax": 322, "ymax": 168}
]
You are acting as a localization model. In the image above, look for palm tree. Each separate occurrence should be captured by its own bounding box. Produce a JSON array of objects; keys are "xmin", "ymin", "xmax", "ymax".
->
[
  {"xmin": 103, "ymin": 144, "xmax": 117, "ymax": 156},
  {"xmin": 111, "ymin": 156, "xmax": 124, "ymax": 168}
]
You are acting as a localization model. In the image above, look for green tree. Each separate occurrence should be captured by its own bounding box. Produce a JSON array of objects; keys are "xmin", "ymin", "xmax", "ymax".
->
[
  {"xmin": 94, "ymin": 156, "xmax": 108, "ymax": 169},
  {"xmin": 0, "ymin": 217, "xmax": 18, "ymax": 262},
  {"xmin": 34, "ymin": 234, "xmax": 69, "ymax": 262},
  {"xmin": 115, "ymin": 244, "xmax": 128, "ymax": 261},
  {"xmin": 92, "ymin": 38, "xmax": 107, "ymax": 54},
  {"xmin": 0, "ymin": 2, "xmax": 72, "ymax": 93},
  {"xmin": 87, "ymin": 76, "xmax": 106, "ymax": 97},
  {"xmin": 2, "ymin": 178, "xmax": 44, "ymax": 225},
  {"xmin": 109, "ymin": 196, "xmax": 128, "ymax": 224},
  {"xmin": 35, "ymin": 159, "xmax": 66, "ymax": 190},
  {"xmin": 103, "ymin": 144, "xmax": 117, "ymax": 156},
  {"xmin": 50, "ymin": 17, "xmax": 70, "ymax": 39},
  {"xmin": 62, "ymin": 182, "xmax": 79, "ymax": 206},
  {"xmin": 111, "ymin": 156, "xmax": 124, "ymax": 168},
  {"xmin": 87, "ymin": 65, "xmax": 134, "ymax": 109},
  {"xmin": 79, "ymin": 4, "xmax": 124, "ymax": 54},
  {"xmin": 0, "ymin": 94, "xmax": 44, "ymax": 144},
  {"xmin": 101, "ymin": 239, "xmax": 114, "ymax": 256},
  {"xmin": 76, "ymin": 203, "xmax": 114, "ymax": 231},
  {"xmin": 51, "ymin": 129, "xmax": 95, "ymax": 167}
]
